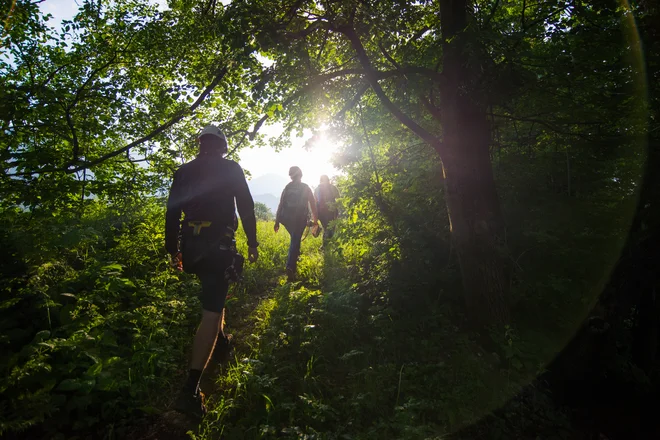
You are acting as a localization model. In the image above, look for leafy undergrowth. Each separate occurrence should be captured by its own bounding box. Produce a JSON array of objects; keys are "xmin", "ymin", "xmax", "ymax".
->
[
  {"xmin": 190, "ymin": 239, "xmax": 572, "ymax": 440},
  {"xmin": 1, "ymin": 203, "xmax": 573, "ymax": 440},
  {"xmin": 0, "ymin": 201, "xmax": 331, "ymax": 440},
  {"xmin": 0, "ymin": 200, "xmax": 201, "ymax": 439}
]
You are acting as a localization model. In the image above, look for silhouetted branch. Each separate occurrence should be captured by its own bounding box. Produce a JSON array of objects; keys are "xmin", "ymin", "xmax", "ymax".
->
[
  {"xmin": 338, "ymin": 26, "xmax": 443, "ymax": 151},
  {"xmin": 7, "ymin": 65, "xmax": 231, "ymax": 176}
]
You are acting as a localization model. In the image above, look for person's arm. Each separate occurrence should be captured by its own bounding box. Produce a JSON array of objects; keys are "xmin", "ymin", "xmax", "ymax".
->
[
  {"xmin": 233, "ymin": 165, "xmax": 259, "ymax": 253},
  {"xmin": 274, "ymin": 187, "xmax": 286, "ymax": 232},
  {"xmin": 307, "ymin": 186, "xmax": 318, "ymax": 224},
  {"xmin": 275, "ymin": 188, "xmax": 285, "ymax": 224},
  {"xmin": 165, "ymin": 170, "xmax": 183, "ymax": 256}
]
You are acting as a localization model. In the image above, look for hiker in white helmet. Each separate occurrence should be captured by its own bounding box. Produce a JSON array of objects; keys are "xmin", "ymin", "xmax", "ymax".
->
[{"xmin": 165, "ymin": 124, "xmax": 259, "ymax": 418}]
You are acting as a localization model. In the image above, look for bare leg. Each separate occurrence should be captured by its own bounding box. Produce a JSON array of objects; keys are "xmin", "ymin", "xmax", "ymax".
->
[
  {"xmin": 190, "ymin": 309, "xmax": 223, "ymax": 371},
  {"xmin": 220, "ymin": 308, "xmax": 225, "ymax": 334},
  {"xmin": 175, "ymin": 277, "xmax": 229, "ymax": 416}
]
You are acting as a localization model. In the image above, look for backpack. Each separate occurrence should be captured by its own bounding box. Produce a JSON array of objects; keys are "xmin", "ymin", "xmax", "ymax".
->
[{"xmin": 279, "ymin": 182, "xmax": 310, "ymax": 230}]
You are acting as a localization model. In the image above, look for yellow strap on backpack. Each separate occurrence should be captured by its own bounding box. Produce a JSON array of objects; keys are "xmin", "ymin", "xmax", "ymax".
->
[{"xmin": 188, "ymin": 221, "xmax": 212, "ymax": 236}]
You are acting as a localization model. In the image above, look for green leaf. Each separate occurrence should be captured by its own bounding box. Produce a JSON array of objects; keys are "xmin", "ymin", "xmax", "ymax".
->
[
  {"xmin": 101, "ymin": 332, "xmax": 118, "ymax": 347},
  {"xmin": 57, "ymin": 379, "xmax": 82, "ymax": 391},
  {"xmin": 33, "ymin": 330, "xmax": 51, "ymax": 342},
  {"xmin": 96, "ymin": 372, "xmax": 117, "ymax": 391},
  {"xmin": 119, "ymin": 278, "xmax": 136, "ymax": 288},
  {"xmin": 0, "ymin": 298, "xmax": 22, "ymax": 310},
  {"xmin": 79, "ymin": 378, "xmax": 96, "ymax": 395},
  {"xmin": 86, "ymin": 362, "xmax": 103, "ymax": 376},
  {"xmin": 84, "ymin": 351, "xmax": 100, "ymax": 364},
  {"xmin": 101, "ymin": 263, "xmax": 123, "ymax": 272},
  {"xmin": 263, "ymin": 394, "xmax": 274, "ymax": 412},
  {"xmin": 139, "ymin": 406, "xmax": 160, "ymax": 415}
]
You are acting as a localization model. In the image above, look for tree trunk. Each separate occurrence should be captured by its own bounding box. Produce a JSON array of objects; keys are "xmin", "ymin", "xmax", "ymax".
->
[{"xmin": 439, "ymin": 0, "xmax": 510, "ymax": 326}]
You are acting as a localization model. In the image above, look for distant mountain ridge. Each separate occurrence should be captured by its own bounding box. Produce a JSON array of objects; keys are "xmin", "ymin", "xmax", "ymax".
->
[
  {"xmin": 247, "ymin": 173, "xmax": 288, "ymax": 197},
  {"xmin": 248, "ymin": 173, "xmax": 288, "ymax": 214}
]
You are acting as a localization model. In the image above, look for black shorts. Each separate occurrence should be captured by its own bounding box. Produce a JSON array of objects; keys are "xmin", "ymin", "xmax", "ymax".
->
[
  {"xmin": 197, "ymin": 269, "xmax": 229, "ymax": 313},
  {"xmin": 190, "ymin": 250, "xmax": 236, "ymax": 313}
]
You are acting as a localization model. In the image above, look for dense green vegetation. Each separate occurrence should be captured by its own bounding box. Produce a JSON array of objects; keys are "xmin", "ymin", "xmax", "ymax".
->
[{"xmin": 1, "ymin": 0, "xmax": 659, "ymax": 439}]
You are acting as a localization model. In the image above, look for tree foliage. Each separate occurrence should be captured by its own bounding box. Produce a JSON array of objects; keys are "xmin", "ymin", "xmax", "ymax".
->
[{"xmin": 254, "ymin": 201, "xmax": 274, "ymax": 220}]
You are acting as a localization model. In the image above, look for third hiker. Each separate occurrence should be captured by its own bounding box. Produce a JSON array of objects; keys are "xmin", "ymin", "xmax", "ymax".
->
[{"xmin": 314, "ymin": 175, "xmax": 340, "ymax": 245}]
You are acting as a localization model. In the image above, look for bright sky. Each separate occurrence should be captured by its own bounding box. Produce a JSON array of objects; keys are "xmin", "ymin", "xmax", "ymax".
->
[
  {"xmin": 238, "ymin": 126, "xmax": 339, "ymax": 186},
  {"xmin": 37, "ymin": 0, "xmax": 340, "ymax": 186}
]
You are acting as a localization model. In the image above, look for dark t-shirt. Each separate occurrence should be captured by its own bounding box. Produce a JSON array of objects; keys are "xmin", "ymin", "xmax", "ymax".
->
[
  {"xmin": 315, "ymin": 183, "xmax": 340, "ymax": 216},
  {"xmin": 165, "ymin": 152, "xmax": 258, "ymax": 254}
]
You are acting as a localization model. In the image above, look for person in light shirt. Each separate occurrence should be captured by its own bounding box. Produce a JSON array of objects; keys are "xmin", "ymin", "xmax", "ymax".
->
[{"xmin": 274, "ymin": 166, "xmax": 318, "ymax": 281}]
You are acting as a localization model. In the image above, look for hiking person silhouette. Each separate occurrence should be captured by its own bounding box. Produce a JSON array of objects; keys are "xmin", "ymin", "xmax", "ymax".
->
[
  {"xmin": 165, "ymin": 124, "xmax": 259, "ymax": 418},
  {"xmin": 274, "ymin": 166, "xmax": 318, "ymax": 282},
  {"xmin": 314, "ymin": 175, "xmax": 340, "ymax": 246}
]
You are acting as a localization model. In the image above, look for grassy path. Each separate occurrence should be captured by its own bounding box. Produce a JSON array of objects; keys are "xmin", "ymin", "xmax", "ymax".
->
[
  {"xmin": 136, "ymin": 222, "xmax": 324, "ymax": 439},
  {"xmin": 138, "ymin": 221, "xmax": 572, "ymax": 440}
]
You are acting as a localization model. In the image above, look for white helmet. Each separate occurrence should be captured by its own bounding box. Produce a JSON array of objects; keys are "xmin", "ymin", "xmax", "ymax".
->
[{"xmin": 197, "ymin": 124, "xmax": 227, "ymax": 142}]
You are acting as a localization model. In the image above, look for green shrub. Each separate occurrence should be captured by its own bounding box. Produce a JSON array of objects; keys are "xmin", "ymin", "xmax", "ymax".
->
[{"xmin": 0, "ymin": 199, "xmax": 198, "ymax": 438}]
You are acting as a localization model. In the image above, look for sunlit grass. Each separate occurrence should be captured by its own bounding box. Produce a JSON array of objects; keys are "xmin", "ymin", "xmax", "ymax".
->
[{"xmin": 185, "ymin": 220, "xmax": 572, "ymax": 440}]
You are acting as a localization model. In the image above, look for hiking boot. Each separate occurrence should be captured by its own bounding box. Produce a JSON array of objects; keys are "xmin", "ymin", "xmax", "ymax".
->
[
  {"xmin": 211, "ymin": 334, "xmax": 233, "ymax": 364},
  {"xmin": 174, "ymin": 388, "xmax": 208, "ymax": 419}
]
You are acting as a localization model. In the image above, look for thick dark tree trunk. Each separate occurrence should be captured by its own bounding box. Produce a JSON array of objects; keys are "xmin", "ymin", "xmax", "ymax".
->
[{"xmin": 439, "ymin": 0, "xmax": 510, "ymax": 326}]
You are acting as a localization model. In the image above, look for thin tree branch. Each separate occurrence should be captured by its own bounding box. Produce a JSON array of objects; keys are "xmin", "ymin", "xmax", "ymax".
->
[
  {"xmin": 282, "ymin": 19, "xmax": 330, "ymax": 40},
  {"xmin": 7, "ymin": 65, "xmax": 231, "ymax": 177},
  {"xmin": 333, "ymin": 82, "xmax": 370, "ymax": 120},
  {"xmin": 419, "ymin": 94, "xmax": 442, "ymax": 122},
  {"xmin": 358, "ymin": 103, "xmax": 381, "ymax": 186},
  {"xmin": 198, "ymin": 63, "xmax": 442, "ymax": 160},
  {"xmin": 316, "ymin": 28, "xmax": 330, "ymax": 62},
  {"xmin": 407, "ymin": 26, "xmax": 431, "ymax": 45},
  {"xmin": 64, "ymin": 108, "xmax": 80, "ymax": 161},
  {"xmin": 315, "ymin": 66, "xmax": 443, "ymax": 84},
  {"xmin": 226, "ymin": 136, "xmax": 247, "ymax": 157},
  {"xmin": 34, "ymin": 62, "xmax": 74, "ymax": 91},
  {"xmin": 378, "ymin": 41, "xmax": 402, "ymax": 71},
  {"xmin": 338, "ymin": 26, "xmax": 442, "ymax": 150},
  {"xmin": 484, "ymin": 0, "xmax": 501, "ymax": 27},
  {"xmin": 67, "ymin": 54, "xmax": 119, "ymax": 112},
  {"xmin": 63, "ymin": 35, "xmax": 136, "ymax": 163},
  {"xmin": 378, "ymin": 40, "xmax": 444, "ymax": 123},
  {"xmin": 66, "ymin": 66, "xmax": 230, "ymax": 173},
  {"xmin": 67, "ymin": 33, "xmax": 136, "ymax": 112},
  {"xmin": 522, "ymin": 4, "xmax": 571, "ymax": 33}
]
